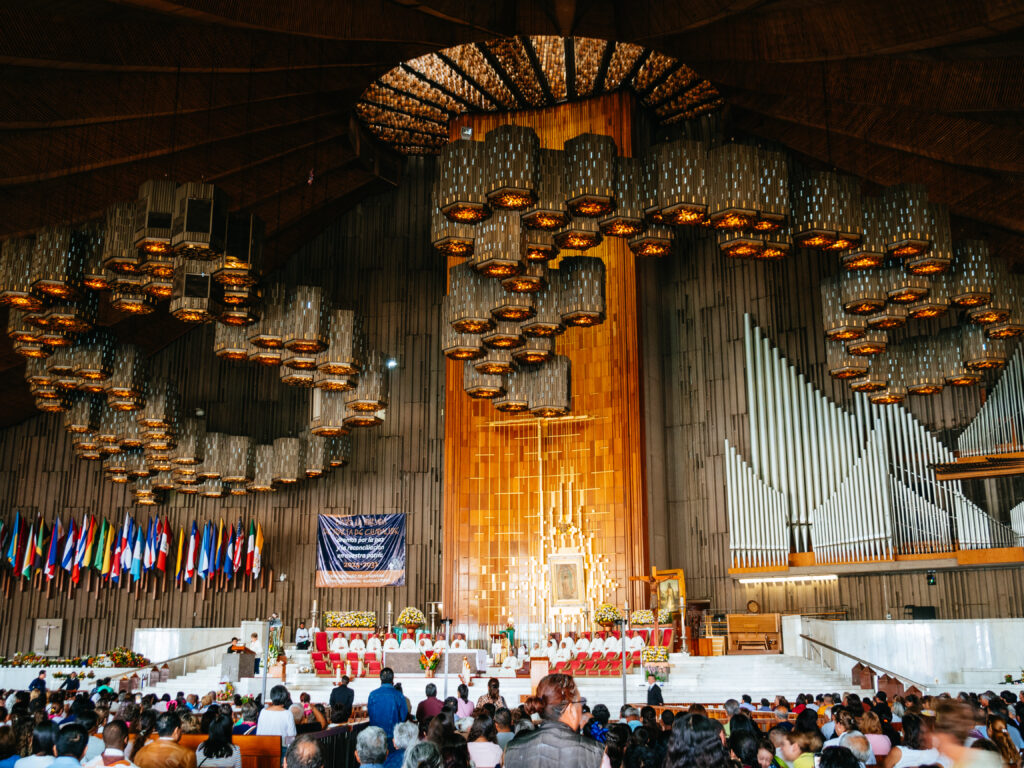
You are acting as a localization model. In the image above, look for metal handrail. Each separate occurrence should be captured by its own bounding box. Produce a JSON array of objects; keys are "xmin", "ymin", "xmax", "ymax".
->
[
  {"xmin": 106, "ymin": 641, "xmax": 233, "ymax": 682},
  {"xmin": 799, "ymin": 633, "xmax": 928, "ymax": 690}
]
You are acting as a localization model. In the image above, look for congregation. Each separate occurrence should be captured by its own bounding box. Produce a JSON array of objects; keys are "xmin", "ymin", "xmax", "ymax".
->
[{"xmin": 1, "ymin": 668, "xmax": 1022, "ymax": 768}]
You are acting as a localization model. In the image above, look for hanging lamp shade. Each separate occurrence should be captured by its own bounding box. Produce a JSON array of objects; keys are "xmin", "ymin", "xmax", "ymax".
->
[
  {"xmin": 753, "ymin": 148, "xmax": 789, "ymax": 232},
  {"xmin": 939, "ymin": 328, "xmax": 980, "ymax": 386},
  {"xmin": 150, "ymin": 471, "xmax": 175, "ymax": 490},
  {"xmin": 826, "ymin": 340, "xmax": 869, "ymax": 380},
  {"xmin": 560, "ymin": 256, "xmax": 606, "ymax": 327},
  {"xmin": 949, "ymin": 239, "xmax": 994, "ymax": 307},
  {"xmin": 494, "ymin": 364, "xmax": 530, "ymax": 412},
  {"xmin": 136, "ymin": 378, "xmax": 179, "ymax": 430},
  {"xmin": 512, "ymin": 335, "xmax": 554, "ymax": 365},
  {"xmin": 522, "ymin": 149, "xmax": 568, "ymax": 230},
  {"xmin": 325, "ymin": 435, "xmax": 352, "ymax": 467},
  {"xmin": 197, "ymin": 478, "xmax": 223, "ymax": 497},
  {"xmin": 196, "ymin": 432, "xmax": 223, "ymax": 479},
  {"xmin": 485, "ymin": 124, "xmax": 539, "ymax": 210},
  {"xmin": 431, "ymin": 204, "xmax": 474, "ymax": 258},
  {"xmin": 849, "ymin": 362, "xmax": 887, "ymax": 393},
  {"xmin": 110, "ymin": 274, "xmax": 155, "ymax": 315},
  {"xmin": 654, "ymin": 139, "xmax": 708, "ymax": 226},
  {"xmin": 554, "ymin": 216, "xmax": 602, "ymax": 251},
  {"xmin": 96, "ymin": 406, "xmax": 125, "ymax": 448},
  {"xmin": 905, "ymin": 204, "xmax": 952, "ymax": 274},
  {"xmin": 45, "ymin": 290, "xmax": 98, "ymax": 335},
  {"xmin": 72, "ymin": 330, "xmax": 116, "ymax": 385},
  {"xmin": 841, "ymin": 197, "xmax": 886, "ymax": 270},
  {"xmin": 283, "ymin": 285, "xmax": 329, "ymax": 353},
  {"xmin": 473, "ymin": 210, "xmax": 524, "ymax": 278},
  {"xmin": 441, "ymin": 298, "xmax": 485, "ymax": 361},
  {"xmin": 305, "ymin": 433, "xmax": 331, "ymax": 478},
  {"xmin": 133, "ymin": 179, "xmax": 177, "ymax": 256},
  {"xmin": 280, "ymin": 357, "xmax": 314, "ymax": 386},
  {"xmin": 438, "ymin": 139, "xmax": 490, "ymax": 223},
  {"xmin": 907, "ymin": 271, "xmax": 950, "ymax": 319},
  {"xmin": 904, "ymin": 336, "xmax": 944, "ymax": 395},
  {"xmin": 448, "ymin": 262, "xmax": 496, "ymax": 334},
  {"xmin": 30, "ymin": 224, "xmax": 84, "ymax": 300},
  {"xmin": 172, "ymin": 417, "xmax": 206, "ymax": 466},
  {"xmin": 248, "ymin": 282, "xmax": 287, "ymax": 349},
  {"xmin": 718, "ymin": 229, "xmax": 766, "ymax": 259},
  {"xmin": 867, "ymin": 302, "xmax": 908, "ymax": 330},
  {"xmin": 344, "ymin": 351, "xmax": 388, "ymax": 415},
  {"xmin": 63, "ymin": 393, "xmax": 103, "ymax": 433},
  {"xmin": 214, "ymin": 211, "xmax": 262, "ymax": 285},
  {"xmin": 529, "ymin": 354, "xmax": 571, "ymax": 417},
  {"xmin": 0, "ymin": 237, "xmax": 43, "ymax": 310},
  {"xmin": 105, "ymin": 345, "xmax": 147, "ymax": 410},
  {"xmin": 501, "ymin": 260, "xmax": 547, "ymax": 293},
  {"xmin": 272, "ymin": 436, "xmax": 305, "ymax": 483},
  {"xmin": 491, "ymin": 286, "xmax": 535, "ymax": 322},
  {"xmin": 987, "ymin": 273, "xmax": 1024, "ymax": 339},
  {"xmin": 522, "ymin": 229, "xmax": 559, "ymax": 263},
  {"xmin": 219, "ymin": 435, "xmax": 254, "ymax": 483},
  {"xmin": 867, "ymin": 350, "xmax": 907, "ymax": 405},
  {"xmin": 482, "ymin": 320, "xmax": 525, "ymax": 350},
  {"xmin": 248, "ymin": 444, "xmax": 276, "ymax": 492},
  {"xmin": 463, "ymin": 363, "xmax": 505, "ymax": 399},
  {"xmin": 78, "ymin": 219, "xmax": 109, "ymax": 291},
  {"xmin": 790, "ymin": 168, "xmax": 863, "ymax": 251},
  {"xmin": 707, "ymin": 143, "xmax": 759, "ymax": 230},
  {"xmin": 962, "ymin": 324, "xmax": 1008, "ymax": 370},
  {"xmin": 886, "ymin": 262, "xmax": 930, "ymax": 303},
  {"xmin": 249, "ymin": 346, "xmax": 282, "ymax": 367},
  {"xmin": 629, "ymin": 225, "xmax": 674, "ymax": 258},
  {"xmin": 564, "ymin": 133, "xmax": 617, "ymax": 217},
  {"xmin": 882, "ymin": 184, "xmax": 931, "ymax": 258},
  {"xmin": 968, "ymin": 258, "xmax": 1012, "ymax": 325},
  {"xmin": 310, "ymin": 388, "xmax": 351, "ymax": 437},
  {"xmin": 522, "ymin": 272, "xmax": 566, "ymax": 337},
  {"xmin": 170, "ymin": 259, "xmax": 214, "ymax": 323},
  {"xmin": 8, "ymin": 309, "xmax": 41, "ymax": 344},
  {"xmin": 846, "ymin": 330, "xmax": 887, "ymax": 357},
  {"xmin": 841, "ymin": 268, "xmax": 886, "ymax": 315},
  {"xmin": 214, "ymin": 322, "xmax": 249, "ymax": 361},
  {"xmin": 475, "ymin": 348, "xmax": 514, "ymax": 375},
  {"xmin": 101, "ymin": 202, "xmax": 142, "ymax": 275},
  {"xmin": 24, "ymin": 357, "xmax": 54, "ymax": 389},
  {"xmin": 315, "ymin": 333, "xmax": 360, "ymax": 389},
  {"xmin": 600, "ymin": 156, "xmax": 645, "ymax": 236}
]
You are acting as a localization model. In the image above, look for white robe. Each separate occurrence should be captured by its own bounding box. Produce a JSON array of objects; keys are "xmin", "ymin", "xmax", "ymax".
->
[
  {"xmin": 545, "ymin": 643, "xmax": 558, "ymax": 663},
  {"xmin": 383, "ymin": 637, "xmax": 399, "ymax": 651},
  {"xmin": 366, "ymin": 637, "xmax": 382, "ymax": 655},
  {"xmin": 451, "ymin": 639, "xmax": 467, "ymax": 650},
  {"xmin": 399, "ymin": 638, "xmax": 417, "ymax": 651},
  {"xmin": 418, "ymin": 638, "xmax": 433, "ymax": 654},
  {"xmin": 517, "ymin": 645, "xmax": 528, "ymax": 662},
  {"xmin": 604, "ymin": 637, "xmax": 622, "ymax": 653},
  {"xmin": 575, "ymin": 639, "xmax": 590, "ymax": 654},
  {"xmin": 554, "ymin": 647, "xmax": 572, "ymax": 663},
  {"xmin": 330, "ymin": 637, "xmax": 349, "ymax": 654},
  {"xmin": 628, "ymin": 635, "xmax": 645, "ymax": 652},
  {"xmin": 433, "ymin": 639, "xmax": 449, "ymax": 651},
  {"xmin": 350, "ymin": 638, "xmax": 366, "ymax": 658}
]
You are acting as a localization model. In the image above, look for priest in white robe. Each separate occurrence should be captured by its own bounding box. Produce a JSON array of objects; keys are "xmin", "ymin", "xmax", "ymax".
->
[
  {"xmin": 575, "ymin": 636, "xmax": 590, "ymax": 654},
  {"xmin": 451, "ymin": 636, "xmax": 467, "ymax": 650},
  {"xmin": 330, "ymin": 633, "xmax": 349, "ymax": 654},
  {"xmin": 382, "ymin": 634, "xmax": 400, "ymax": 651},
  {"xmin": 554, "ymin": 641, "xmax": 572, "ymax": 664},
  {"xmin": 349, "ymin": 635, "xmax": 367, "ymax": 658},
  {"xmin": 399, "ymin": 635, "xmax": 417, "ymax": 651},
  {"xmin": 433, "ymin": 635, "xmax": 449, "ymax": 651},
  {"xmin": 417, "ymin": 635, "xmax": 433, "ymax": 654},
  {"xmin": 628, "ymin": 633, "xmax": 645, "ymax": 652},
  {"xmin": 544, "ymin": 639, "xmax": 558, "ymax": 664},
  {"xmin": 366, "ymin": 634, "xmax": 383, "ymax": 656}
]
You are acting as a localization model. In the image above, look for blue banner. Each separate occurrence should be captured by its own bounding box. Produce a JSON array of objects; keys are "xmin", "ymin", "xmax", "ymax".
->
[{"xmin": 315, "ymin": 514, "xmax": 406, "ymax": 588}]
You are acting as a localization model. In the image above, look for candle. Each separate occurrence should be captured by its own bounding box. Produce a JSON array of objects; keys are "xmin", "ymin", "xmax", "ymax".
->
[
  {"xmin": 388, "ymin": 601, "xmax": 392, "ymax": 613},
  {"xmin": 313, "ymin": 599, "xmax": 317, "ymax": 612}
]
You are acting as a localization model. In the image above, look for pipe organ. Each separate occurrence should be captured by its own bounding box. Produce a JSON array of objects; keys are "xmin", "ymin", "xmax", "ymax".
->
[
  {"xmin": 727, "ymin": 314, "xmax": 1014, "ymax": 569},
  {"xmin": 1012, "ymin": 502, "xmax": 1024, "ymax": 547},
  {"xmin": 957, "ymin": 344, "xmax": 1024, "ymax": 457}
]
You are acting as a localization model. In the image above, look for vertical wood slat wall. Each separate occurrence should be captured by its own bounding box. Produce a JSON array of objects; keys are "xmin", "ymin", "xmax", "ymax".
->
[
  {"xmin": 0, "ymin": 160, "xmax": 447, "ymax": 658},
  {"xmin": 648, "ymin": 231, "xmax": 1024, "ymax": 619}
]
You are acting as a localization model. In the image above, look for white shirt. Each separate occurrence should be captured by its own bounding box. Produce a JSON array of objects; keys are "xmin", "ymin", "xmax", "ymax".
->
[
  {"xmin": 517, "ymin": 646, "xmax": 528, "ymax": 661},
  {"xmin": 13, "ymin": 757, "xmax": 55, "ymax": 768},
  {"xmin": 249, "ymin": 640, "xmax": 263, "ymax": 656},
  {"xmin": 889, "ymin": 748, "xmax": 950, "ymax": 768},
  {"xmin": 433, "ymin": 639, "xmax": 449, "ymax": 650},
  {"xmin": 294, "ymin": 627, "xmax": 310, "ymax": 643},
  {"xmin": 256, "ymin": 707, "xmax": 297, "ymax": 747}
]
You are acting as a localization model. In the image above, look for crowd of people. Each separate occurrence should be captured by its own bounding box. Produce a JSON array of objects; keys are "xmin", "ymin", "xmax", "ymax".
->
[{"xmin": 1, "ymin": 668, "xmax": 1022, "ymax": 768}]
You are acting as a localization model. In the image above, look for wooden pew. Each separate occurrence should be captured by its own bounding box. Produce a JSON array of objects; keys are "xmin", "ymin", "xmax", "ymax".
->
[{"xmin": 179, "ymin": 733, "xmax": 282, "ymax": 768}]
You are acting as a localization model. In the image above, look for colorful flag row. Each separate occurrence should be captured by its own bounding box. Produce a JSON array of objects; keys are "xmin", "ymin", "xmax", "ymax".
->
[{"xmin": 0, "ymin": 511, "xmax": 265, "ymax": 588}]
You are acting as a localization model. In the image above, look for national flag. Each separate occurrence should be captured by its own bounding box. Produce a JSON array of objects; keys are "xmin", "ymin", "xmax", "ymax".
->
[
  {"xmin": 120, "ymin": 516, "xmax": 133, "ymax": 574},
  {"xmin": 6, "ymin": 512, "xmax": 20, "ymax": 568},
  {"xmin": 245, "ymin": 520, "xmax": 256, "ymax": 575},
  {"xmin": 157, "ymin": 520, "xmax": 169, "ymax": 572},
  {"xmin": 72, "ymin": 515, "xmax": 90, "ymax": 584},
  {"xmin": 60, "ymin": 518, "xmax": 76, "ymax": 572},
  {"xmin": 198, "ymin": 523, "xmax": 211, "ymax": 579},
  {"xmin": 213, "ymin": 519, "xmax": 223, "ymax": 573},
  {"xmin": 222, "ymin": 524, "xmax": 235, "ymax": 579},
  {"xmin": 31, "ymin": 520, "xmax": 47, "ymax": 577},
  {"xmin": 110, "ymin": 527, "xmax": 123, "ymax": 583},
  {"xmin": 44, "ymin": 519, "xmax": 61, "ymax": 580},
  {"xmin": 185, "ymin": 522, "xmax": 198, "ymax": 583},
  {"xmin": 101, "ymin": 525, "xmax": 113, "ymax": 578},
  {"xmin": 92, "ymin": 519, "xmax": 108, "ymax": 572},
  {"xmin": 252, "ymin": 522, "xmax": 264, "ymax": 578},
  {"xmin": 130, "ymin": 526, "xmax": 143, "ymax": 581},
  {"xmin": 21, "ymin": 519, "xmax": 36, "ymax": 579},
  {"xmin": 174, "ymin": 526, "xmax": 183, "ymax": 580},
  {"xmin": 142, "ymin": 519, "xmax": 154, "ymax": 570},
  {"xmin": 231, "ymin": 521, "xmax": 243, "ymax": 577},
  {"xmin": 81, "ymin": 515, "xmax": 97, "ymax": 568}
]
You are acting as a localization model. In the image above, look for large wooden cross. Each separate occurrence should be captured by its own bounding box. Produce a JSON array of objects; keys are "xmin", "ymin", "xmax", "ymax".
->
[{"xmin": 629, "ymin": 567, "xmax": 674, "ymax": 647}]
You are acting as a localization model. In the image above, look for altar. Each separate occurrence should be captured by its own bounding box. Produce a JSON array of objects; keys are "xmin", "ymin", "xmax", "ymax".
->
[{"xmin": 383, "ymin": 649, "xmax": 485, "ymax": 675}]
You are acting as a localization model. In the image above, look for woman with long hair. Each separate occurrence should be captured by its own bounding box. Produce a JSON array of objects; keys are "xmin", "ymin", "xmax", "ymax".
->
[
  {"xmin": 466, "ymin": 713, "xmax": 503, "ymax": 768},
  {"xmin": 196, "ymin": 715, "xmax": 242, "ymax": 768},
  {"xmin": 664, "ymin": 713, "xmax": 733, "ymax": 768},
  {"xmin": 858, "ymin": 711, "xmax": 892, "ymax": 757},
  {"xmin": 986, "ymin": 715, "xmax": 1019, "ymax": 768},
  {"xmin": 504, "ymin": 674, "xmax": 603, "ymax": 768},
  {"xmin": 455, "ymin": 684, "xmax": 474, "ymax": 719},
  {"xmin": 882, "ymin": 713, "xmax": 943, "ymax": 768}
]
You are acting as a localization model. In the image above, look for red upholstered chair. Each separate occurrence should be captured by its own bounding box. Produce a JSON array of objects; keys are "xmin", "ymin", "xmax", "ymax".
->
[
  {"xmin": 552, "ymin": 661, "xmax": 569, "ymax": 673},
  {"xmin": 364, "ymin": 652, "xmax": 377, "ymax": 663},
  {"xmin": 366, "ymin": 657, "xmax": 382, "ymax": 676},
  {"xmin": 313, "ymin": 660, "xmax": 328, "ymax": 676},
  {"xmin": 607, "ymin": 661, "xmax": 622, "ymax": 676},
  {"xmin": 660, "ymin": 628, "xmax": 673, "ymax": 647},
  {"xmin": 604, "ymin": 652, "xmax": 619, "ymax": 662},
  {"xmin": 311, "ymin": 651, "xmax": 324, "ymax": 663},
  {"xmin": 314, "ymin": 632, "xmax": 328, "ymax": 653},
  {"xmin": 582, "ymin": 632, "xmax": 592, "ymax": 641},
  {"xmin": 611, "ymin": 631, "xmax": 621, "ymax": 640},
  {"xmin": 583, "ymin": 658, "xmax": 601, "ymax": 676},
  {"xmin": 328, "ymin": 652, "xmax": 341, "ymax": 667},
  {"xmin": 630, "ymin": 651, "xmax": 641, "ymax": 666},
  {"xmin": 570, "ymin": 659, "xmax": 587, "ymax": 676}
]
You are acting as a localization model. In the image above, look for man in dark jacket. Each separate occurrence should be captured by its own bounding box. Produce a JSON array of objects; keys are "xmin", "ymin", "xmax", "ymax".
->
[
  {"xmin": 646, "ymin": 673, "xmax": 664, "ymax": 706},
  {"xmin": 366, "ymin": 668, "xmax": 408, "ymax": 739},
  {"xmin": 328, "ymin": 675, "xmax": 354, "ymax": 722}
]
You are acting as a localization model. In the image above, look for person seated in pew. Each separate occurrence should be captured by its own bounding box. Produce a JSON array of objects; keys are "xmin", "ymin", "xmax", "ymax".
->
[{"xmin": 329, "ymin": 633, "xmax": 348, "ymax": 654}]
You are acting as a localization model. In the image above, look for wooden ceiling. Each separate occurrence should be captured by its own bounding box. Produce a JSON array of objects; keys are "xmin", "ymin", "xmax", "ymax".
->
[{"xmin": 0, "ymin": 0, "xmax": 1022, "ymax": 426}]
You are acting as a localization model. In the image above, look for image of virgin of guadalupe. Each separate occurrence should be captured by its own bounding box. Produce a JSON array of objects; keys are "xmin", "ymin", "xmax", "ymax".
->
[{"xmin": 555, "ymin": 563, "xmax": 579, "ymax": 601}]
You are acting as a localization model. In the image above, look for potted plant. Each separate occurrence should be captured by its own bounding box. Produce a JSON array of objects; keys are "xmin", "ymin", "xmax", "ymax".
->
[
  {"xmin": 594, "ymin": 603, "xmax": 622, "ymax": 630},
  {"xmin": 397, "ymin": 607, "xmax": 426, "ymax": 631}
]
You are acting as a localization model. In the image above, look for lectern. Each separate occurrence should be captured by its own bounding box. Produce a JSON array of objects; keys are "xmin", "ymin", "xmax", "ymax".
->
[
  {"xmin": 529, "ymin": 657, "xmax": 548, "ymax": 694},
  {"xmin": 220, "ymin": 652, "xmax": 256, "ymax": 682}
]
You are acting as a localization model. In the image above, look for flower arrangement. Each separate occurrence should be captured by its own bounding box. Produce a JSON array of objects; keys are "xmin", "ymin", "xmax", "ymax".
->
[
  {"xmin": 658, "ymin": 608, "xmax": 673, "ymax": 623},
  {"xmin": 419, "ymin": 653, "xmax": 440, "ymax": 671},
  {"xmin": 630, "ymin": 609, "xmax": 655, "ymax": 625},
  {"xmin": 216, "ymin": 682, "xmax": 235, "ymax": 701},
  {"xmin": 324, "ymin": 611, "xmax": 377, "ymax": 629},
  {"xmin": 86, "ymin": 672, "xmax": 95, "ymax": 679},
  {"xmin": 641, "ymin": 646, "xmax": 668, "ymax": 663},
  {"xmin": 397, "ymin": 607, "xmax": 425, "ymax": 628},
  {"xmin": 0, "ymin": 648, "xmax": 149, "ymax": 669},
  {"xmin": 53, "ymin": 671, "xmax": 67, "ymax": 679},
  {"xmin": 594, "ymin": 604, "xmax": 622, "ymax": 625}
]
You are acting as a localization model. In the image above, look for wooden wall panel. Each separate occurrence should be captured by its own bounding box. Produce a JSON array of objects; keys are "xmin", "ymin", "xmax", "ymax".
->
[
  {"xmin": 645, "ymin": 229, "xmax": 1024, "ymax": 619},
  {"xmin": 0, "ymin": 160, "xmax": 446, "ymax": 658}
]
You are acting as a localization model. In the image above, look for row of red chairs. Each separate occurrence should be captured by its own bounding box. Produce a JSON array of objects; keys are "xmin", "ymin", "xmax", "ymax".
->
[
  {"xmin": 552, "ymin": 658, "xmax": 630, "ymax": 676},
  {"xmin": 311, "ymin": 651, "xmax": 382, "ymax": 677}
]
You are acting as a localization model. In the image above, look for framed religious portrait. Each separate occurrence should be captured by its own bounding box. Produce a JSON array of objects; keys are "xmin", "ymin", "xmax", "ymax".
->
[
  {"xmin": 654, "ymin": 568, "xmax": 686, "ymax": 614},
  {"xmin": 548, "ymin": 552, "xmax": 586, "ymax": 607}
]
